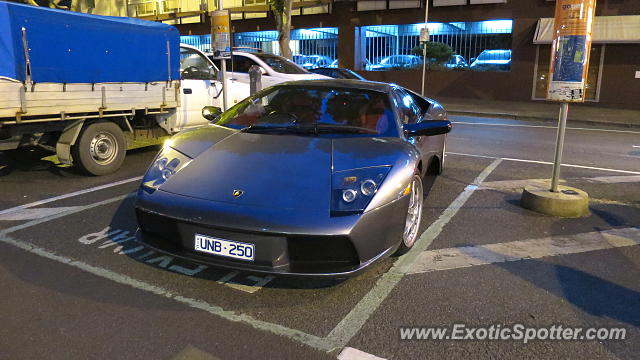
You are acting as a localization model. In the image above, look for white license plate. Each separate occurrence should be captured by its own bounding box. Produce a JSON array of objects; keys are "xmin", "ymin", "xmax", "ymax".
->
[{"xmin": 194, "ymin": 234, "xmax": 255, "ymax": 261}]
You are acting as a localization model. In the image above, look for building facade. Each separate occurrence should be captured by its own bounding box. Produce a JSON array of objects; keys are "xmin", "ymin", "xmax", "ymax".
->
[{"xmin": 174, "ymin": 0, "xmax": 639, "ymax": 109}]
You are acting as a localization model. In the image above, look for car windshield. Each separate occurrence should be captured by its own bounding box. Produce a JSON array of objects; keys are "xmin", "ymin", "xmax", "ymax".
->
[
  {"xmin": 216, "ymin": 86, "xmax": 397, "ymax": 137},
  {"xmin": 253, "ymin": 53, "xmax": 309, "ymax": 74},
  {"xmin": 477, "ymin": 50, "xmax": 511, "ymax": 61}
]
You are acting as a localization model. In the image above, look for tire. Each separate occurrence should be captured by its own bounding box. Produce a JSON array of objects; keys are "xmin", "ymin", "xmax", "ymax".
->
[
  {"xmin": 394, "ymin": 172, "xmax": 424, "ymax": 256},
  {"xmin": 71, "ymin": 121, "xmax": 126, "ymax": 176}
]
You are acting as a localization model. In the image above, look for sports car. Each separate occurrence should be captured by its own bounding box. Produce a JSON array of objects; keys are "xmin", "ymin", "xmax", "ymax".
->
[{"xmin": 135, "ymin": 80, "xmax": 451, "ymax": 277}]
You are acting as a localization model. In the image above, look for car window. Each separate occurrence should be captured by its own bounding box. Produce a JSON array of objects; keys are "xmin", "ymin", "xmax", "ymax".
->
[
  {"xmin": 253, "ymin": 53, "xmax": 309, "ymax": 74},
  {"xmin": 180, "ymin": 48, "xmax": 215, "ymax": 80},
  {"xmin": 478, "ymin": 50, "xmax": 511, "ymax": 61},
  {"xmin": 232, "ymin": 55, "xmax": 260, "ymax": 73},
  {"xmin": 395, "ymin": 89, "xmax": 421, "ymax": 124},
  {"xmin": 216, "ymin": 86, "xmax": 398, "ymax": 137}
]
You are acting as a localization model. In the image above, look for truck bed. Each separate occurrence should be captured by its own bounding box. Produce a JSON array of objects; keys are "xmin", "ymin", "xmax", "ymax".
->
[{"xmin": 0, "ymin": 79, "xmax": 179, "ymax": 123}]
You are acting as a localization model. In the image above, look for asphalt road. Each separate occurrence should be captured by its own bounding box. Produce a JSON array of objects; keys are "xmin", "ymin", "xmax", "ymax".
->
[{"xmin": 0, "ymin": 116, "xmax": 638, "ymax": 360}]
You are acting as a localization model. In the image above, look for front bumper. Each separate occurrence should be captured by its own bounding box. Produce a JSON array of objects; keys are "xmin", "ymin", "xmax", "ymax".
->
[{"xmin": 135, "ymin": 189, "xmax": 409, "ymax": 277}]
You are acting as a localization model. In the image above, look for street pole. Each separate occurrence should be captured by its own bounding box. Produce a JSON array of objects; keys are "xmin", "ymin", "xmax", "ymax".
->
[
  {"xmin": 420, "ymin": 0, "xmax": 429, "ymax": 96},
  {"xmin": 550, "ymin": 102, "xmax": 569, "ymax": 192},
  {"xmin": 216, "ymin": 0, "xmax": 229, "ymax": 111}
]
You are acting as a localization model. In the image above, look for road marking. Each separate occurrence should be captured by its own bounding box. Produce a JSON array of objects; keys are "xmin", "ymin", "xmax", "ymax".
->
[
  {"xmin": 452, "ymin": 121, "xmax": 640, "ymax": 135},
  {"xmin": 326, "ymin": 159, "xmax": 502, "ymax": 349},
  {"xmin": 479, "ymin": 175, "xmax": 640, "ymax": 191},
  {"xmin": 0, "ymin": 176, "xmax": 142, "ymax": 216},
  {"xmin": 170, "ymin": 345, "xmax": 221, "ymax": 360},
  {"xmin": 407, "ymin": 227, "xmax": 640, "ymax": 274},
  {"xmin": 0, "ymin": 193, "xmax": 134, "ymax": 238},
  {"xmin": 0, "ymin": 232, "xmax": 337, "ymax": 352},
  {"xmin": 448, "ymin": 152, "xmax": 640, "ymax": 175},
  {"xmin": 338, "ymin": 347, "xmax": 386, "ymax": 360},
  {"xmin": 0, "ymin": 206, "xmax": 83, "ymax": 221},
  {"xmin": 633, "ymin": 145, "xmax": 640, "ymax": 148},
  {"xmin": 216, "ymin": 270, "xmax": 275, "ymax": 293}
]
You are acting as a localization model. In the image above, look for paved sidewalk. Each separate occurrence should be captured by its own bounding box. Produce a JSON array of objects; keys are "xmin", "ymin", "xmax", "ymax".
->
[{"xmin": 439, "ymin": 97, "xmax": 640, "ymax": 127}]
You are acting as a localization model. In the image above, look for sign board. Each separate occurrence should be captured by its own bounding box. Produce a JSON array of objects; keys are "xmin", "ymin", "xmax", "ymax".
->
[
  {"xmin": 210, "ymin": 10, "xmax": 231, "ymax": 59},
  {"xmin": 546, "ymin": 0, "xmax": 597, "ymax": 102},
  {"xmin": 420, "ymin": 27, "xmax": 430, "ymax": 42}
]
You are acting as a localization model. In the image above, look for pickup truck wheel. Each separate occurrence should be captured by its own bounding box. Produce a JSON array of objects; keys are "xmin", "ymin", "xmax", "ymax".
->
[{"xmin": 72, "ymin": 122, "xmax": 126, "ymax": 175}]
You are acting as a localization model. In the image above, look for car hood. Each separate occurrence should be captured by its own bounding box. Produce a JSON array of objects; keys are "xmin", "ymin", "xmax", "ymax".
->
[{"xmin": 159, "ymin": 132, "xmax": 414, "ymax": 210}]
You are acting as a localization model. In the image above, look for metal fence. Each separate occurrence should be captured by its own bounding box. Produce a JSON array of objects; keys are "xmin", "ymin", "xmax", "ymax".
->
[
  {"xmin": 234, "ymin": 28, "xmax": 339, "ymax": 68},
  {"xmin": 359, "ymin": 20, "xmax": 513, "ymax": 71}
]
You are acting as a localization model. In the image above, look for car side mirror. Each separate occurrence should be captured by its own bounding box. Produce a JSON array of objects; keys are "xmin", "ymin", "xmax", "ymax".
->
[
  {"xmin": 403, "ymin": 120, "xmax": 451, "ymax": 137},
  {"xmin": 202, "ymin": 106, "xmax": 222, "ymax": 121},
  {"xmin": 470, "ymin": 57, "xmax": 476, "ymax": 63}
]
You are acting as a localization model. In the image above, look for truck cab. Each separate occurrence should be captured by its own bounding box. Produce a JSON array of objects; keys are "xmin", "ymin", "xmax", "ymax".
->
[{"xmin": 170, "ymin": 44, "xmax": 249, "ymax": 133}]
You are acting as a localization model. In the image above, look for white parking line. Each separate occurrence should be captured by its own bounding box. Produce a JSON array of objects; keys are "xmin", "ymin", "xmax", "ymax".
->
[
  {"xmin": 452, "ymin": 121, "xmax": 640, "ymax": 135},
  {"xmin": 0, "ymin": 232, "xmax": 335, "ymax": 352},
  {"xmin": 408, "ymin": 227, "xmax": 640, "ymax": 274},
  {"xmin": 448, "ymin": 152, "xmax": 640, "ymax": 175},
  {"xmin": 0, "ymin": 207, "xmax": 83, "ymax": 221},
  {"xmin": 0, "ymin": 176, "xmax": 142, "ymax": 216},
  {"xmin": 479, "ymin": 175, "xmax": 640, "ymax": 191},
  {"xmin": 326, "ymin": 159, "xmax": 503, "ymax": 348},
  {"xmin": 338, "ymin": 347, "xmax": 386, "ymax": 360}
]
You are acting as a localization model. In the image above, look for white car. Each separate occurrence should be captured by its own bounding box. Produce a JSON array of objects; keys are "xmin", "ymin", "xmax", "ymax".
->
[
  {"xmin": 178, "ymin": 44, "xmax": 250, "ymax": 127},
  {"xmin": 207, "ymin": 51, "xmax": 331, "ymax": 88}
]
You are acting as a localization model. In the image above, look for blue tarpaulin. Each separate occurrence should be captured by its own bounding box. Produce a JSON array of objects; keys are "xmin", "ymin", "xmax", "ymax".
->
[{"xmin": 0, "ymin": 2, "xmax": 180, "ymax": 83}]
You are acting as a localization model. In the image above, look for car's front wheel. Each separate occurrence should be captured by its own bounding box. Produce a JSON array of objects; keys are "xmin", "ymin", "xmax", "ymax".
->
[{"xmin": 394, "ymin": 173, "xmax": 424, "ymax": 255}]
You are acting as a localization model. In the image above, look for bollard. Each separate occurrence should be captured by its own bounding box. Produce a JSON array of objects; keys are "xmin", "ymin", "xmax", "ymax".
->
[{"xmin": 249, "ymin": 65, "xmax": 262, "ymax": 95}]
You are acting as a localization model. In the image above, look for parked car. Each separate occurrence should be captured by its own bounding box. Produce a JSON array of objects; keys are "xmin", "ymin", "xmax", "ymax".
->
[
  {"xmin": 444, "ymin": 55, "xmax": 469, "ymax": 69},
  {"xmin": 369, "ymin": 55, "xmax": 423, "ymax": 70},
  {"xmin": 309, "ymin": 67, "xmax": 366, "ymax": 80},
  {"xmin": 292, "ymin": 55, "xmax": 308, "ymax": 66},
  {"xmin": 301, "ymin": 55, "xmax": 335, "ymax": 69},
  {"xmin": 135, "ymin": 80, "xmax": 451, "ymax": 277},
  {"xmin": 470, "ymin": 49, "xmax": 512, "ymax": 71},
  {"xmin": 208, "ymin": 52, "xmax": 331, "ymax": 89}
]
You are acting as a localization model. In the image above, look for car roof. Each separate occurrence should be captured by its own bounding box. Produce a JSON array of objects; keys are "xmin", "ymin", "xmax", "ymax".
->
[{"xmin": 275, "ymin": 79, "xmax": 394, "ymax": 93}]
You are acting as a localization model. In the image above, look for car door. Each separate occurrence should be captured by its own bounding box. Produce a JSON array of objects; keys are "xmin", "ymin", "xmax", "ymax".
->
[{"xmin": 177, "ymin": 47, "xmax": 221, "ymax": 129}]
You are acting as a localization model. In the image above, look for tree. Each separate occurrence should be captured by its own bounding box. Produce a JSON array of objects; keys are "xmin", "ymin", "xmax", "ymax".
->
[
  {"xmin": 412, "ymin": 42, "xmax": 454, "ymax": 64},
  {"xmin": 268, "ymin": 0, "xmax": 293, "ymax": 59}
]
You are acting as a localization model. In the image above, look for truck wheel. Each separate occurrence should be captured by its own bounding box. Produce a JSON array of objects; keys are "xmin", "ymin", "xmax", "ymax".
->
[{"xmin": 71, "ymin": 121, "xmax": 126, "ymax": 175}]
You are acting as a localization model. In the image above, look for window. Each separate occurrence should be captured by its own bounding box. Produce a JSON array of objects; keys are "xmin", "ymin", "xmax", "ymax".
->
[
  {"xmin": 358, "ymin": 20, "xmax": 513, "ymax": 72},
  {"xmin": 180, "ymin": 48, "xmax": 216, "ymax": 80},
  {"xmin": 216, "ymin": 86, "xmax": 398, "ymax": 137},
  {"xmin": 234, "ymin": 28, "xmax": 338, "ymax": 69},
  {"xmin": 253, "ymin": 53, "xmax": 309, "ymax": 74},
  {"xmin": 532, "ymin": 44, "xmax": 604, "ymax": 101},
  {"xmin": 232, "ymin": 55, "xmax": 260, "ymax": 73},
  {"xmin": 395, "ymin": 89, "xmax": 421, "ymax": 124}
]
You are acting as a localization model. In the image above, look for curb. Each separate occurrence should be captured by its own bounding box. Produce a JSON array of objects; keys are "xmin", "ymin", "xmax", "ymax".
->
[{"xmin": 446, "ymin": 109, "xmax": 639, "ymax": 129}]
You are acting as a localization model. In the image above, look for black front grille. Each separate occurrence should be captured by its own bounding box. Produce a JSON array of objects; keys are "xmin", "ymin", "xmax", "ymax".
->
[
  {"xmin": 287, "ymin": 236, "xmax": 359, "ymax": 273},
  {"xmin": 136, "ymin": 209, "xmax": 181, "ymax": 245}
]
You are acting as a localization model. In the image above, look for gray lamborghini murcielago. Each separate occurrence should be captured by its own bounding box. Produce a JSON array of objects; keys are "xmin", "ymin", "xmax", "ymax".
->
[{"xmin": 135, "ymin": 79, "xmax": 451, "ymax": 277}]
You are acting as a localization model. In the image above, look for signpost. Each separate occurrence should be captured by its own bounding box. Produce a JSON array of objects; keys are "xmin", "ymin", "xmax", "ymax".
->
[
  {"xmin": 546, "ymin": 0, "xmax": 597, "ymax": 192},
  {"xmin": 420, "ymin": 1, "xmax": 429, "ymax": 96},
  {"xmin": 211, "ymin": 7, "xmax": 231, "ymax": 111}
]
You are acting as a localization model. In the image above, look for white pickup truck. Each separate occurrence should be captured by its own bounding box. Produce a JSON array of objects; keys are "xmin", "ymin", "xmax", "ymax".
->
[{"xmin": 0, "ymin": 3, "xmax": 249, "ymax": 175}]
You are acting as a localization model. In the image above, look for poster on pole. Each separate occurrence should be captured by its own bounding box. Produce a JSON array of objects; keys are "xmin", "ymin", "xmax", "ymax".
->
[
  {"xmin": 210, "ymin": 10, "xmax": 231, "ymax": 59},
  {"xmin": 546, "ymin": 0, "xmax": 597, "ymax": 102}
]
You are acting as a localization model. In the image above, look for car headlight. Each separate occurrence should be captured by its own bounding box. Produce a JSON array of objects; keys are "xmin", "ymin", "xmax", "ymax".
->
[
  {"xmin": 141, "ymin": 145, "xmax": 192, "ymax": 192},
  {"xmin": 331, "ymin": 166, "xmax": 391, "ymax": 215}
]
